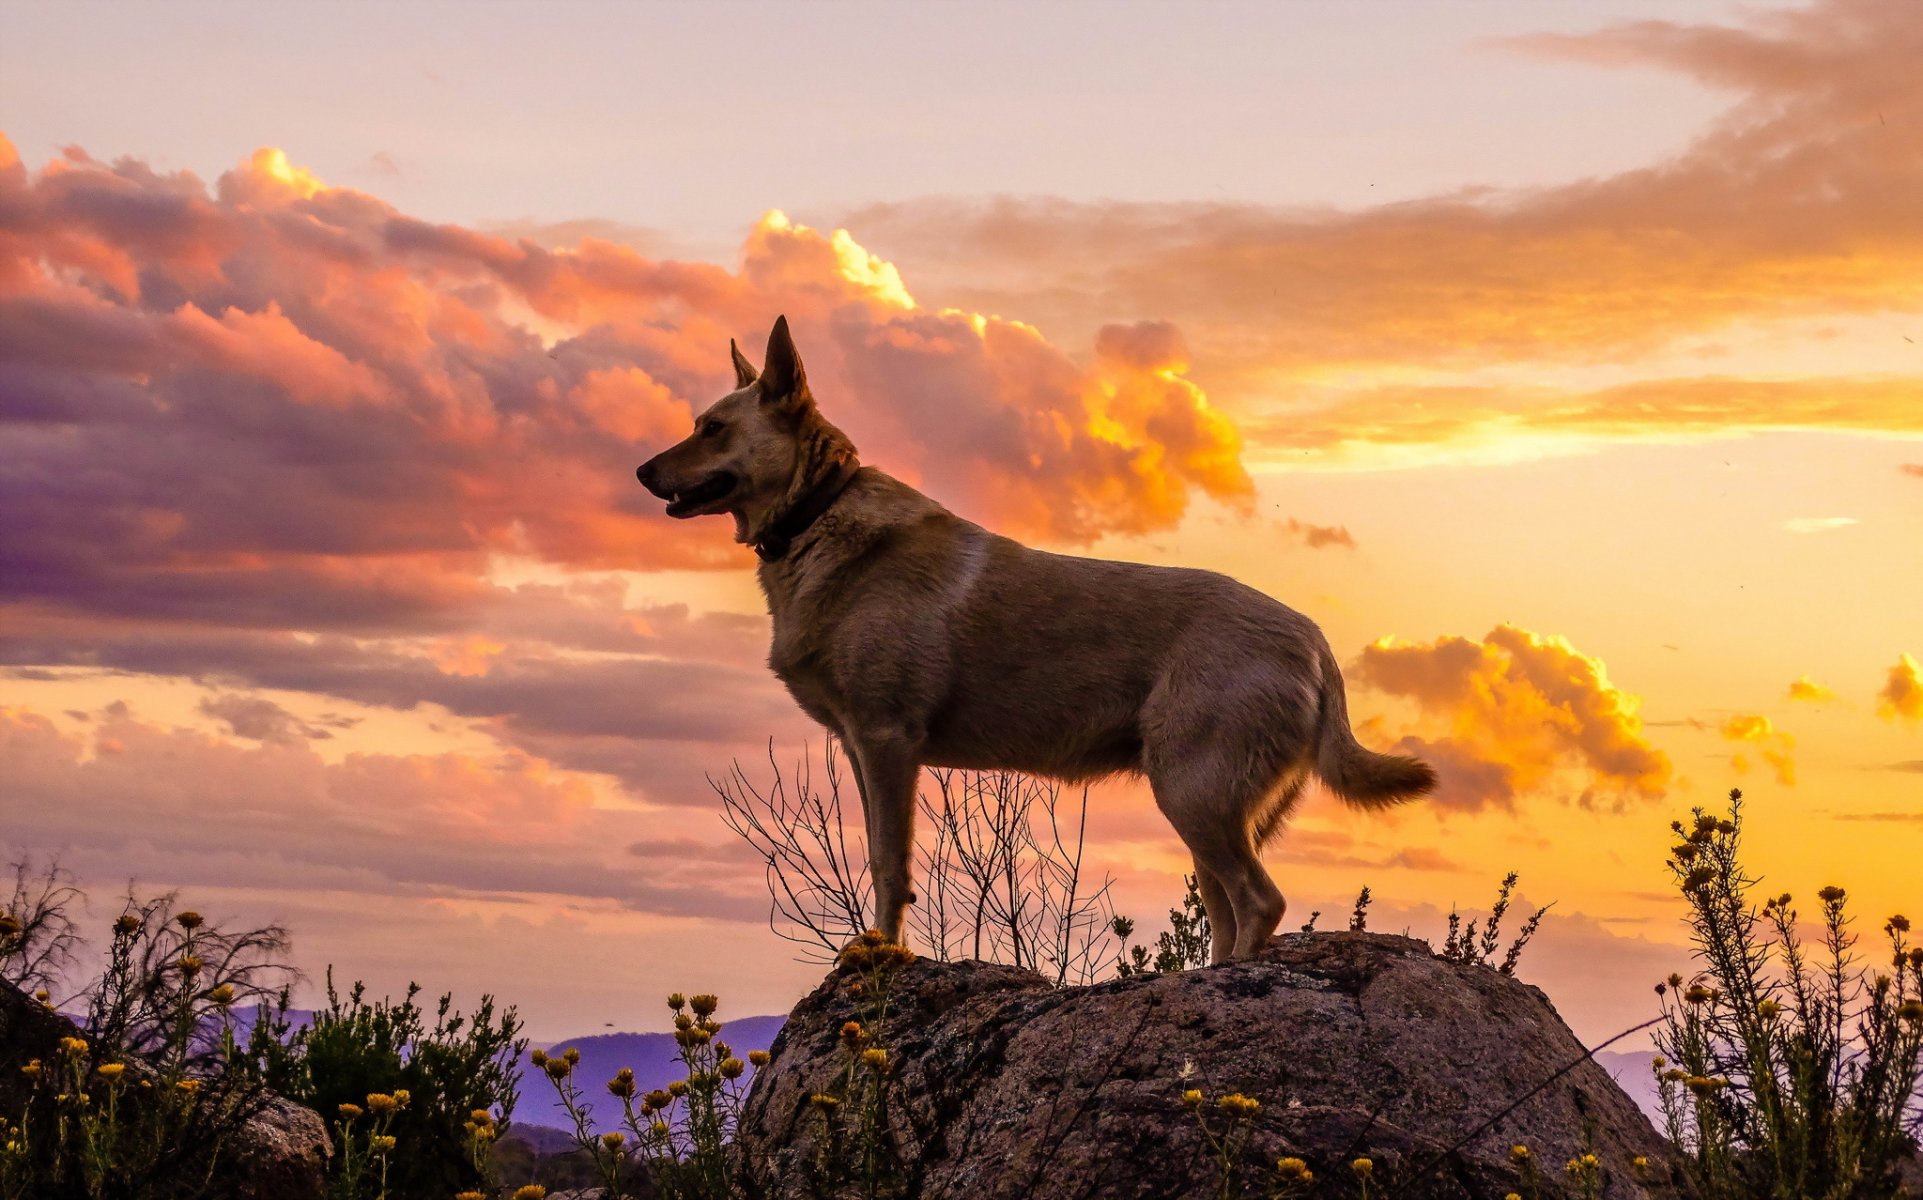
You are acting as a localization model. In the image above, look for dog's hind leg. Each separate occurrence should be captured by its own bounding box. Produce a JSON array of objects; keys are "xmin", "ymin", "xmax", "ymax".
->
[
  {"xmin": 846, "ymin": 729, "xmax": 922, "ymax": 947},
  {"xmin": 1191, "ymin": 861, "xmax": 1237, "ymax": 965},
  {"xmin": 1148, "ymin": 759, "xmax": 1285, "ymax": 962}
]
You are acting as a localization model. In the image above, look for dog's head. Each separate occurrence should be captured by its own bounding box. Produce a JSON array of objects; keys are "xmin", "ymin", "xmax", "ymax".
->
[{"xmin": 636, "ymin": 315, "xmax": 855, "ymax": 545}]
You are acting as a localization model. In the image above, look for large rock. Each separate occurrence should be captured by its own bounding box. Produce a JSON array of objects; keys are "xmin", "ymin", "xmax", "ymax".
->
[
  {"xmin": 735, "ymin": 932, "xmax": 1688, "ymax": 1199},
  {"xmin": 0, "ymin": 976, "xmax": 329, "ymax": 1200}
]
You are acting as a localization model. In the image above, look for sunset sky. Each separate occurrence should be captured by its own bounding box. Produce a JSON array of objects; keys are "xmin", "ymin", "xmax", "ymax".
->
[{"xmin": 2, "ymin": 0, "xmax": 1919, "ymax": 1046}]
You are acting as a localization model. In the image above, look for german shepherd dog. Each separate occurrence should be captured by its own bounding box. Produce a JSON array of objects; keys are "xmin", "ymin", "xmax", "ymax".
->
[{"xmin": 638, "ymin": 317, "xmax": 1435, "ymax": 962}]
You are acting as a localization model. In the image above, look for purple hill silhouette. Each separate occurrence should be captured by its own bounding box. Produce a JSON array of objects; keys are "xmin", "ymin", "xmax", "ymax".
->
[{"xmin": 520, "ymin": 1015, "xmax": 785, "ymax": 1132}]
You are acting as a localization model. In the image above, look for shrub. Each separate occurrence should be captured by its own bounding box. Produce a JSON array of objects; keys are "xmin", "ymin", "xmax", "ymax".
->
[
  {"xmin": 0, "ymin": 890, "xmax": 291, "ymax": 1200},
  {"xmin": 1439, "ymin": 871, "xmax": 1551, "ymax": 975},
  {"xmin": 241, "ymin": 971, "xmax": 526, "ymax": 1200},
  {"xmin": 719, "ymin": 741, "xmax": 1123, "ymax": 984},
  {"xmin": 1113, "ymin": 873, "xmax": 1211, "ymax": 976},
  {"xmin": 1653, "ymin": 788, "xmax": 1923, "ymax": 1199}
]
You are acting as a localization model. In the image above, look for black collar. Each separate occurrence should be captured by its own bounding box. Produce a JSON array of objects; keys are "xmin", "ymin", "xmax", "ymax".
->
[{"xmin": 753, "ymin": 462, "xmax": 859, "ymax": 563}]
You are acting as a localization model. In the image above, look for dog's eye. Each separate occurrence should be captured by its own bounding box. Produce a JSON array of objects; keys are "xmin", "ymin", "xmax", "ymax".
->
[{"xmin": 701, "ymin": 419, "xmax": 726, "ymax": 439}]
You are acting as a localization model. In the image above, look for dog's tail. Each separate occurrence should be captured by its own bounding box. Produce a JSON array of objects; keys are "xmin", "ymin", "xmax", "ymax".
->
[{"xmin": 1314, "ymin": 647, "xmax": 1436, "ymax": 810}]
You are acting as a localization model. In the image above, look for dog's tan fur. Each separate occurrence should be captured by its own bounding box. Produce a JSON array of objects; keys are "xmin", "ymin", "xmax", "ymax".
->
[{"xmin": 638, "ymin": 317, "xmax": 1436, "ymax": 961}]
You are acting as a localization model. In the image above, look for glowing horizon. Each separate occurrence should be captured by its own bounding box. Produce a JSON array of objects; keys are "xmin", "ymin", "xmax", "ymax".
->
[{"xmin": 1, "ymin": 0, "xmax": 1919, "ymax": 1045}]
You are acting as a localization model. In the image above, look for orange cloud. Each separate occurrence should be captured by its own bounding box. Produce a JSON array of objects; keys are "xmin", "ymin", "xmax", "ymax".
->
[
  {"xmin": 1785, "ymin": 674, "xmax": 1835, "ymax": 703},
  {"xmin": 1350, "ymin": 625, "xmax": 1671, "ymax": 811},
  {"xmin": 842, "ymin": 0, "xmax": 1923, "ymax": 381},
  {"xmin": 1878, "ymin": 653, "xmax": 1923, "ymax": 724},
  {"xmin": 1240, "ymin": 375, "xmax": 1923, "ymax": 467},
  {"xmin": 0, "ymin": 138, "xmax": 1252, "ymax": 652},
  {"xmin": 1280, "ymin": 519, "xmax": 1356, "ymax": 550},
  {"xmin": 1719, "ymin": 713, "xmax": 1796, "ymax": 787}
]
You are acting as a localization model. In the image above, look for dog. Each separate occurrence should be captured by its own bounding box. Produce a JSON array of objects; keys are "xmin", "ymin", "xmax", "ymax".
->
[{"xmin": 637, "ymin": 316, "xmax": 1436, "ymax": 962}]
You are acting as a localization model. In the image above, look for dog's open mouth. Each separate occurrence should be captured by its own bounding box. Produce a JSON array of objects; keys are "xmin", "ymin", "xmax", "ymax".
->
[{"xmin": 664, "ymin": 472, "xmax": 738, "ymax": 518}]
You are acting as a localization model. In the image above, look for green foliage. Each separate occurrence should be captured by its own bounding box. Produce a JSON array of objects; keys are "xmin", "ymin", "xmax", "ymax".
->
[
  {"xmin": 1114, "ymin": 874, "xmax": 1213, "ymax": 977},
  {"xmin": 1439, "ymin": 871, "xmax": 1551, "ymax": 975},
  {"xmin": 1348, "ymin": 884, "xmax": 1373, "ymax": 932},
  {"xmin": 1654, "ymin": 789, "xmax": 1923, "ymax": 1200},
  {"xmin": 242, "ymin": 971, "xmax": 525, "ymax": 1200},
  {"xmin": 1, "ymin": 893, "xmax": 289, "ymax": 1200}
]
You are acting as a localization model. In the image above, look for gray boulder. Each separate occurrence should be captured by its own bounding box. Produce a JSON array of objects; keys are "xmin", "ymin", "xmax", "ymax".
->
[{"xmin": 734, "ymin": 931, "xmax": 1688, "ymax": 1199}]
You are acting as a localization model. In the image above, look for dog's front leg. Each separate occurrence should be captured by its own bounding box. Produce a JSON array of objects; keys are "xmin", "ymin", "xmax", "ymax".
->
[{"xmin": 847, "ymin": 730, "xmax": 922, "ymax": 946}]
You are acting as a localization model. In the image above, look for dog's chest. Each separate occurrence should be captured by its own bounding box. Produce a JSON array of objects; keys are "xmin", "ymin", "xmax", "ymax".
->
[{"xmin": 765, "ymin": 621, "xmax": 847, "ymax": 729}]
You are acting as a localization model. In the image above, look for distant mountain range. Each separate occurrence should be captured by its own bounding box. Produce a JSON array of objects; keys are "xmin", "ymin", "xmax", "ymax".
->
[
  {"xmin": 217, "ymin": 1003, "xmax": 788, "ymax": 1137},
  {"xmin": 518, "ymin": 1015, "xmax": 786, "ymax": 1132},
  {"xmin": 1593, "ymin": 1048, "xmax": 1663, "ymax": 1124}
]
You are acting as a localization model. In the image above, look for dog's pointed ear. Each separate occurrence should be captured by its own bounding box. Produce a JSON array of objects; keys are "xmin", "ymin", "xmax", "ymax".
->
[
  {"xmin": 758, "ymin": 314, "xmax": 810, "ymax": 412},
  {"xmin": 730, "ymin": 338, "xmax": 758, "ymax": 389}
]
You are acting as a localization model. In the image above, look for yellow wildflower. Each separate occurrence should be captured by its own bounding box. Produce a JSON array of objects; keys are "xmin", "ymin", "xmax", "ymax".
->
[
  {"xmin": 365, "ymin": 1092, "xmax": 399, "ymax": 1116},
  {"xmin": 667, "ymin": 1080, "xmax": 688, "ymax": 1098},
  {"xmin": 809, "ymin": 1093, "xmax": 839, "ymax": 1111},
  {"xmin": 175, "ymin": 911, "xmax": 204, "ymax": 930},
  {"xmin": 601, "ymin": 1131, "xmax": 626, "ymax": 1152},
  {"xmin": 667, "ymin": 993, "xmax": 686, "ymax": 1011},
  {"xmin": 512, "ymin": 1187, "xmax": 547, "ymax": 1200},
  {"xmin": 1819, "ymin": 886, "xmax": 1847, "ymax": 904},
  {"xmin": 1351, "ymin": 1157, "xmax": 1373, "ymax": 1177},
  {"xmin": 690, "ymin": 993, "xmax": 719, "ymax": 1017},
  {"xmin": 114, "ymin": 914, "xmax": 141, "ymax": 935},
  {"xmin": 95, "ymin": 1063, "xmax": 125, "ymax": 1082},
  {"xmin": 209, "ymin": 984, "xmax": 236, "ymax": 1007},
  {"xmin": 1509, "ymin": 1145, "xmax": 1531, "ymax": 1163},
  {"xmin": 370, "ymin": 1135, "xmax": 396, "ymax": 1154},
  {"xmin": 1218, "ymin": 1093, "xmax": 1261, "ymax": 1119},
  {"xmin": 59, "ymin": 1036, "xmax": 88, "ymax": 1056},
  {"xmin": 721, "ymin": 1056, "xmax": 747, "ymax": 1079},
  {"xmin": 1277, "ymin": 1157, "xmax": 1311, "ymax": 1180},
  {"xmin": 858, "ymin": 1049, "xmax": 885, "ymax": 1073},
  {"xmin": 749, "ymin": 1050, "xmax": 771, "ymax": 1067},
  {"xmin": 338, "ymin": 1103, "xmax": 363, "ymax": 1121},
  {"xmin": 1182, "ymin": 1089, "xmax": 1204, "ymax": 1108},
  {"xmin": 608, "ymin": 1068, "xmax": 636, "ymax": 1098}
]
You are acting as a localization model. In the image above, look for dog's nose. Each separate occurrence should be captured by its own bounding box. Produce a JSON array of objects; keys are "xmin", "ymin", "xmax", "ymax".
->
[{"xmin": 636, "ymin": 459, "xmax": 657, "ymax": 490}]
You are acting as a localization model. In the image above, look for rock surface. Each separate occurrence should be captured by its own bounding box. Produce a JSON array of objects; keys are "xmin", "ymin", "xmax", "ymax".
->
[
  {"xmin": 0, "ymin": 976, "xmax": 330, "ymax": 1200},
  {"xmin": 734, "ymin": 931, "xmax": 1688, "ymax": 1199}
]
